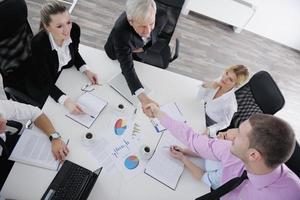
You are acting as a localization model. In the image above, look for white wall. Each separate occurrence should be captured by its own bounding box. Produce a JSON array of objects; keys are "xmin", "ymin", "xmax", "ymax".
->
[{"xmin": 245, "ymin": 0, "xmax": 300, "ymax": 51}]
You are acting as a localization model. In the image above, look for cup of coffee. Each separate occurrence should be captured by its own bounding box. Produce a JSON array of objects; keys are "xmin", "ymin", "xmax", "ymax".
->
[
  {"xmin": 139, "ymin": 144, "xmax": 153, "ymax": 160},
  {"xmin": 82, "ymin": 132, "xmax": 94, "ymax": 146},
  {"xmin": 117, "ymin": 104, "xmax": 125, "ymax": 112}
]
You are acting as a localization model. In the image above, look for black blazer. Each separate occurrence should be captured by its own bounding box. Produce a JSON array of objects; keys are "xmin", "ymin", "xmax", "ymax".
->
[
  {"xmin": 104, "ymin": 11, "xmax": 167, "ymax": 94},
  {"xmin": 26, "ymin": 22, "xmax": 86, "ymax": 106}
]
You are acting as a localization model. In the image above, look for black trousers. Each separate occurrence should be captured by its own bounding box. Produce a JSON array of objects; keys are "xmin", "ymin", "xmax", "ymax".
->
[{"xmin": 0, "ymin": 133, "xmax": 20, "ymax": 190}]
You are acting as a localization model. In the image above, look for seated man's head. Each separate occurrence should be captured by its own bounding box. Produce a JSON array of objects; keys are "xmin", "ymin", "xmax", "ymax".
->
[
  {"xmin": 126, "ymin": 0, "xmax": 156, "ymax": 38},
  {"xmin": 230, "ymin": 113, "xmax": 295, "ymax": 170},
  {"xmin": 219, "ymin": 65, "xmax": 249, "ymax": 91}
]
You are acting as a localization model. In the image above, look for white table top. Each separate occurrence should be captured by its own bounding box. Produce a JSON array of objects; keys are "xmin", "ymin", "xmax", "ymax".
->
[{"xmin": 2, "ymin": 45, "xmax": 209, "ymax": 200}]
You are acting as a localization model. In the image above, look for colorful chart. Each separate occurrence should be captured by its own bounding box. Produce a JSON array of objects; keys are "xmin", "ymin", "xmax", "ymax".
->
[
  {"xmin": 124, "ymin": 155, "xmax": 139, "ymax": 170},
  {"xmin": 114, "ymin": 119, "xmax": 127, "ymax": 136}
]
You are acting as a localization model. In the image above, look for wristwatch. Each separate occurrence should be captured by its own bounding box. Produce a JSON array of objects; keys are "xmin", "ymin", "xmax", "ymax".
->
[{"xmin": 49, "ymin": 132, "xmax": 61, "ymax": 142}]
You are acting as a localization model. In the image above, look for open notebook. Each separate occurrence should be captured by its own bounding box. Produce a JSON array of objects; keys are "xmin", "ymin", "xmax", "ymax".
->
[
  {"xmin": 9, "ymin": 129, "xmax": 68, "ymax": 171},
  {"xmin": 144, "ymin": 132, "xmax": 185, "ymax": 190},
  {"xmin": 66, "ymin": 92, "xmax": 107, "ymax": 128},
  {"xmin": 151, "ymin": 102, "xmax": 186, "ymax": 133}
]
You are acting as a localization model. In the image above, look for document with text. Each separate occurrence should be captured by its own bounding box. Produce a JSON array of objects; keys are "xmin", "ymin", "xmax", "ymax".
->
[
  {"xmin": 66, "ymin": 92, "xmax": 108, "ymax": 128},
  {"xmin": 9, "ymin": 129, "xmax": 67, "ymax": 171},
  {"xmin": 151, "ymin": 102, "xmax": 186, "ymax": 133},
  {"xmin": 144, "ymin": 132, "xmax": 185, "ymax": 190}
]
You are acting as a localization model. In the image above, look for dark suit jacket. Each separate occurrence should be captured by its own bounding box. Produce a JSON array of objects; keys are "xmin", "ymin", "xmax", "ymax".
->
[
  {"xmin": 104, "ymin": 11, "xmax": 167, "ymax": 94},
  {"xmin": 26, "ymin": 22, "xmax": 86, "ymax": 106}
]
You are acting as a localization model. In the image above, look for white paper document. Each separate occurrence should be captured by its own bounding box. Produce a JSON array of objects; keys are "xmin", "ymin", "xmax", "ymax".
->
[
  {"xmin": 84, "ymin": 137, "xmax": 115, "ymax": 173},
  {"xmin": 144, "ymin": 132, "xmax": 185, "ymax": 190},
  {"xmin": 9, "ymin": 129, "xmax": 65, "ymax": 171},
  {"xmin": 66, "ymin": 92, "xmax": 107, "ymax": 128},
  {"xmin": 106, "ymin": 137, "xmax": 146, "ymax": 179},
  {"xmin": 151, "ymin": 102, "xmax": 186, "ymax": 133}
]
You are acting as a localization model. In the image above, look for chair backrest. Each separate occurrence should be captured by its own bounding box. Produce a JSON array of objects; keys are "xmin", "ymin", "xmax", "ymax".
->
[
  {"xmin": 230, "ymin": 71, "xmax": 284, "ymax": 128},
  {"xmin": 285, "ymin": 141, "xmax": 300, "ymax": 179},
  {"xmin": 249, "ymin": 71, "xmax": 285, "ymax": 114},
  {"xmin": 155, "ymin": 0, "xmax": 185, "ymax": 44}
]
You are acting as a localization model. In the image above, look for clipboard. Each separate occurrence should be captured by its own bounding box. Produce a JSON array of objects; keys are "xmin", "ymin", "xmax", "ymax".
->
[{"xmin": 144, "ymin": 132, "xmax": 185, "ymax": 190}]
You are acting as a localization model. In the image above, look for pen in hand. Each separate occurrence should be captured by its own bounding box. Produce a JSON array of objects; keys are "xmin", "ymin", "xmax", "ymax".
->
[{"xmin": 163, "ymin": 145, "xmax": 180, "ymax": 152}]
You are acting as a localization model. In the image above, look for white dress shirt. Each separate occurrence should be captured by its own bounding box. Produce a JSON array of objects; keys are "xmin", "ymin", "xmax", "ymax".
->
[
  {"xmin": 0, "ymin": 100, "xmax": 42, "ymax": 155},
  {"xmin": 48, "ymin": 33, "xmax": 89, "ymax": 105},
  {"xmin": 197, "ymin": 84, "xmax": 237, "ymax": 137}
]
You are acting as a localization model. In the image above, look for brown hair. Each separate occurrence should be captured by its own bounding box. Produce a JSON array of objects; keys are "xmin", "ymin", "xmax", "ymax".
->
[
  {"xmin": 248, "ymin": 113, "xmax": 295, "ymax": 168},
  {"xmin": 225, "ymin": 65, "xmax": 249, "ymax": 86},
  {"xmin": 39, "ymin": 0, "xmax": 67, "ymax": 30}
]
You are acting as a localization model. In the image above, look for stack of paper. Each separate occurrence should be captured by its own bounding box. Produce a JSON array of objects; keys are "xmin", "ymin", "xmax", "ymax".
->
[
  {"xmin": 144, "ymin": 132, "xmax": 185, "ymax": 190},
  {"xmin": 66, "ymin": 92, "xmax": 107, "ymax": 128},
  {"xmin": 9, "ymin": 129, "xmax": 65, "ymax": 171},
  {"xmin": 151, "ymin": 102, "xmax": 186, "ymax": 133}
]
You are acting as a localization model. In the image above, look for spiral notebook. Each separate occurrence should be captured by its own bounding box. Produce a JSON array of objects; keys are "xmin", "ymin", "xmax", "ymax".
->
[{"xmin": 66, "ymin": 92, "xmax": 107, "ymax": 128}]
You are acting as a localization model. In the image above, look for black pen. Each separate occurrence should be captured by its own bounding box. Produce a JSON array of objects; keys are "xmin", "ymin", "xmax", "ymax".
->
[{"xmin": 163, "ymin": 145, "xmax": 180, "ymax": 152}]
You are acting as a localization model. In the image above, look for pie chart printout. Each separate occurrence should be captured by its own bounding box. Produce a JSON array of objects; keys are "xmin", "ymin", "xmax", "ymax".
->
[
  {"xmin": 124, "ymin": 155, "xmax": 139, "ymax": 170},
  {"xmin": 114, "ymin": 119, "xmax": 127, "ymax": 136}
]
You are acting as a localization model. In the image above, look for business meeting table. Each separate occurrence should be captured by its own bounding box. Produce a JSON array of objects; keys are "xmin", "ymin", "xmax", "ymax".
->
[{"xmin": 2, "ymin": 45, "xmax": 210, "ymax": 199}]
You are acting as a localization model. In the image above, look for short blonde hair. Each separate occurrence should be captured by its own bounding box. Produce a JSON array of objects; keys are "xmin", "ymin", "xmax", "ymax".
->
[
  {"xmin": 225, "ymin": 65, "xmax": 249, "ymax": 86},
  {"xmin": 126, "ymin": 0, "xmax": 156, "ymax": 22}
]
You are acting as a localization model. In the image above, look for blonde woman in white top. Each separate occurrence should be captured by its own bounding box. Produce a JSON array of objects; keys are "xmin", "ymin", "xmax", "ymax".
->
[
  {"xmin": 191, "ymin": 65, "xmax": 249, "ymax": 189},
  {"xmin": 198, "ymin": 65, "xmax": 249, "ymax": 138}
]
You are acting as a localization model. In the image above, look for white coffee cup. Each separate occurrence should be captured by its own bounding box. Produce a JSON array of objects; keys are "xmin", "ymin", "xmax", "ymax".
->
[
  {"xmin": 139, "ymin": 144, "xmax": 153, "ymax": 160},
  {"xmin": 82, "ymin": 132, "xmax": 95, "ymax": 146}
]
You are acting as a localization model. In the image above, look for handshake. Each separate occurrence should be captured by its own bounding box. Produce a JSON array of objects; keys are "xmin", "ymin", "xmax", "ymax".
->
[{"xmin": 142, "ymin": 103, "xmax": 166, "ymax": 119}]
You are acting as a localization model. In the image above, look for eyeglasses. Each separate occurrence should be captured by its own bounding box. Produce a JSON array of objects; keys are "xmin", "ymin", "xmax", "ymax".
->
[{"xmin": 81, "ymin": 83, "xmax": 95, "ymax": 92}]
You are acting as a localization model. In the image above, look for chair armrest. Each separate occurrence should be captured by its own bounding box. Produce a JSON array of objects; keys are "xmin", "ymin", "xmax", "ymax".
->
[
  {"xmin": 4, "ymin": 87, "xmax": 41, "ymax": 108},
  {"xmin": 170, "ymin": 38, "xmax": 179, "ymax": 62}
]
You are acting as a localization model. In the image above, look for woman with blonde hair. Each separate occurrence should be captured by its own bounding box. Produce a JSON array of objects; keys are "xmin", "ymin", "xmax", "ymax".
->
[
  {"xmin": 26, "ymin": 0, "xmax": 98, "ymax": 114},
  {"xmin": 198, "ymin": 65, "xmax": 249, "ymax": 137}
]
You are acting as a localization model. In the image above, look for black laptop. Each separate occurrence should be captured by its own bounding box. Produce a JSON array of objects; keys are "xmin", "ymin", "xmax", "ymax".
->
[{"xmin": 42, "ymin": 160, "xmax": 102, "ymax": 200}]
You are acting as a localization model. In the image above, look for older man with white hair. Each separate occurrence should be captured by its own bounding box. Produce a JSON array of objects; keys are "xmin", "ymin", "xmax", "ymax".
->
[{"xmin": 104, "ymin": 0, "xmax": 167, "ymax": 117}]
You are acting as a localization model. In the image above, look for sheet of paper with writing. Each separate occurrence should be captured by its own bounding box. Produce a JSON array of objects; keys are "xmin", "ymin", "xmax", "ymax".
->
[
  {"xmin": 9, "ymin": 129, "xmax": 68, "ymax": 171},
  {"xmin": 144, "ymin": 132, "xmax": 185, "ymax": 190}
]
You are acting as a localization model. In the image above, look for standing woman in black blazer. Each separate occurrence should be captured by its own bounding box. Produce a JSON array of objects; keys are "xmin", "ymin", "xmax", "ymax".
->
[{"xmin": 27, "ymin": 0, "xmax": 98, "ymax": 114}]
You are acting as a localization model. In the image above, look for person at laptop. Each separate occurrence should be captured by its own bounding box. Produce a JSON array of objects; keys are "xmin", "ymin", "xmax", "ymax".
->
[
  {"xmin": 104, "ymin": 0, "xmax": 167, "ymax": 116},
  {"xmin": 0, "ymin": 100, "xmax": 69, "ymax": 189},
  {"xmin": 26, "ymin": 0, "xmax": 98, "ymax": 114},
  {"xmin": 146, "ymin": 103, "xmax": 300, "ymax": 199}
]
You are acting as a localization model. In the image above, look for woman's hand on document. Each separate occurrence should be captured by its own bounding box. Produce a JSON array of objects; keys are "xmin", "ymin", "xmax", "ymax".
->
[
  {"xmin": 84, "ymin": 69, "xmax": 99, "ymax": 85},
  {"xmin": 64, "ymin": 98, "xmax": 85, "ymax": 115},
  {"xmin": 51, "ymin": 139, "xmax": 69, "ymax": 161}
]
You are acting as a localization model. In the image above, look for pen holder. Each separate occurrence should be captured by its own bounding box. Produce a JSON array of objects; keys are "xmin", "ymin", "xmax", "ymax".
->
[
  {"xmin": 82, "ymin": 132, "xmax": 95, "ymax": 146},
  {"xmin": 139, "ymin": 144, "xmax": 153, "ymax": 160}
]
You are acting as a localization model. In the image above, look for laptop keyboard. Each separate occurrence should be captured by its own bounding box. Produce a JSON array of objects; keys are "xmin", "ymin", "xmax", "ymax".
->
[{"xmin": 51, "ymin": 162, "xmax": 91, "ymax": 200}]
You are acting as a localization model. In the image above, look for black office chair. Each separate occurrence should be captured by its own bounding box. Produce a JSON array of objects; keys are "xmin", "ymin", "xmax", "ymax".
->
[
  {"xmin": 285, "ymin": 141, "xmax": 300, "ymax": 179},
  {"xmin": 142, "ymin": 0, "xmax": 184, "ymax": 69},
  {"xmin": 0, "ymin": 120, "xmax": 23, "ymax": 190},
  {"xmin": 4, "ymin": 87, "xmax": 42, "ymax": 108},
  {"xmin": 229, "ymin": 70, "xmax": 285, "ymax": 128}
]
